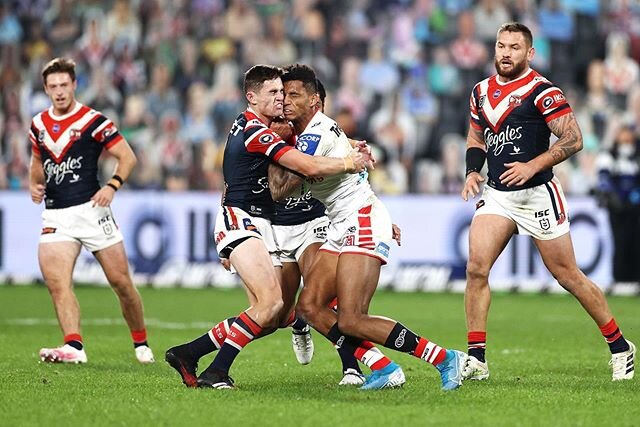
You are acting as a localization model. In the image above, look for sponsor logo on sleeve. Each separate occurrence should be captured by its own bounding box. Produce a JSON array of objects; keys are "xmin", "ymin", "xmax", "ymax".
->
[
  {"xmin": 296, "ymin": 133, "xmax": 321, "ymax": 154},
  {"xmin": 259, "ymin": 133, "xmax": 274, "ymax": 144},
  {"xmin": 542, "ymin": 96, "xmax": 554, "ymax": 109}
]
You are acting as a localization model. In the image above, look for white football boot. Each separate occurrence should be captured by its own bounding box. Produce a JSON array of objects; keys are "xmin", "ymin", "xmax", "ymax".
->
[
  {"xmin": 135, "ymin": 345, "xmax": 155, "ymax": 364},
  {"xmin": 462, "ymin": 355, "xmax": 490, "ymax": 381},
  {"xmin": 292, "ymin": 325, "xmax": 314, "ymax": 365},
  {"xmin": 39, "ymin": 344, "xmax": 87, "ymax": 364},
  {"xmin": 610, "ymin": 340, "xmax": 635, "ymax": 381}
]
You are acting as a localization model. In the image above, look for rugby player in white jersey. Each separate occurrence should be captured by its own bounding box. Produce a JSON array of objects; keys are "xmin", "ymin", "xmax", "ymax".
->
[
  {"xmin": 279, "ymin": 64, "xmax": 468, "ymax": 391},
  {"xmin": 29, "ymin": 57, "xmax": 154, "ymax": 364}
]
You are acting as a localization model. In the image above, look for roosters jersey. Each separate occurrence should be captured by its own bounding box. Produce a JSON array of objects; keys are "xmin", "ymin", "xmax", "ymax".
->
[
  {"xmin": 294, "ymin": 111, "xmax": 373, "ymax": 223},
  {"xmin": 30, "ymin": 103, "xmax": 124, "ymax": 209},
  {"xmin": 272, "ymin": 133, "xmax": 326, "ymax": 226},
  {"xmin": 221, "ymin": 108, "xmax": 293, "ymax": 220},
  {"xmin": 469, "ymin": 68, "xmax": 572, "ymax": 191}
]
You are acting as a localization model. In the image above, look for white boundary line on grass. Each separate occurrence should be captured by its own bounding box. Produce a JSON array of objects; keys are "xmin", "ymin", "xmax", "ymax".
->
[{"xmin": 4, "ymin": 318, "xmax": 213, "ymax": 330}]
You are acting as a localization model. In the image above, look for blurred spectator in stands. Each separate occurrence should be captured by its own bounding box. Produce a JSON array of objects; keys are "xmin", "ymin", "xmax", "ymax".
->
[
  {"xmin": 82, "ymin": 67, "xmax": 122, "ymax": 113},
  {"xmin": 595, "ymin": 125, "xmax": 640, "ymax": 284},
  {"xmin": 287, "ymin": 0, "xmax": 326, "ymax": 58},
  {"xmin": 46, "ymin": 0, "xmax": 81, "ymax": 54},
  {"xmin": 210, "ymin": 60, "xmax": 242, "ymax": 140},
  {"xmin": 359, "ymin": 39, "xmax": 400, "ymax": 99},
  {"xmin": 401, "ymin": 61, "xmax": 439, "ymax": 158},
  {"xmin": 173, "ymin": 37, "xmax": 206, "ymax": 104},
  {"xmin": 473, "ymin": 0, "xmax": 510, "ymax": 48},
  {"xmin": 181, "ymin": 82, "xmax": 215, "ymax": 189},
  {"xmin": 224, "ymin": 0, "xmax": 263, "ymax": 53},
  {"xmin": 146, "ymin": 62, "xmax": 180, "ymax": 120},
  {"xmin": 0, "ymin": 1, "xmax": 23, "ymax": 46},
  {"xmin": 412, "ymin": 0, "xmax": 448, "ymax": 46},
  {"xmin": 243, "ymin": 13, "xmax": 296, "ymax": 66},
  {"xmin": 603, "ymin": 32, "xmax": 639, "ymax": 111},
  {"xmin": 113, "ymin": 42, "xmax": 147, "ymax": 97},
  {"xmin": 605, "ymin": 0, "xmax": 640, "ymax": 61},
  {"xmin": 158, "ymin": 110, "xmax": 191, "ymax": 191},
  {"xmin": 106, "ymin": 0, "xmax": 142, "ymax": 55},
  {"xmin": 369, "ymin": 92, "xmax": 417, "ymax": 193},
  {"xmin": 538, "ymin": 0, "xmax": 574, "ymax": 86},
  {"xmin": 76, "ymin": 11, "xmax": 110, "ymax": 72},
  {"xmin": 335, "ymin": 56, "xmax": 368, "ymax": 124},
  {"xmin": 450, "ymin": 11, "xmax": 488, "ymax": 92},
  {"xmin": 23, "ymin": 20, "xmax": 52, "ymax": 66},
  {"xmin": 427, "ymin": 46, "xmax": 462, "ymax": 159},
  {"xmin": 575, "ymin": 60, "xmax": 616, "ymax": 146}
]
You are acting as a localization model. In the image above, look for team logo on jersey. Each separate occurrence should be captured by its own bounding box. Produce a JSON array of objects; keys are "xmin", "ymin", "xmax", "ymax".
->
[
  {"xmin": 492, "ymin": 89, "xmax": 501, "ymax": 99},
  {"xmin": 478, "ymin": 95, "xmax": 486, "ymax": 108},
  {"xmin": 296, "ymin": 134, "xmax": 321, "ymax": 155},
  {"xmin": 70, "ymin": 128, "xmax": 81, "ymax": 141},
  {"xmin": 52, "ymin": 123, "xmax": 60, "ymax": 133},
  {"xmin": 259, "ymin": 133, "xmax": 274, "ymax": 144},
  {"xmin": 508, "ymin": 95, "xmax": 522, "ymax": 106}
]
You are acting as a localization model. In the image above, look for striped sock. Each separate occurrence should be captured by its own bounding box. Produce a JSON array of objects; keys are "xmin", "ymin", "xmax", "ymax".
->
[
  {"xmin": 64, "ymin": 333, "xmax": 83, "ymax": 350},
  {"xmin": 211, "ymin": 312, "xmax": 263, "ymax": 374},
  {"xmin": 383, "ymin": 323, "xmax": 446, "ymax": 366},
  {"xmin": 131, "ymin": 329, "xmax": 148, "ymax": 348},
  {"xmin": 208, "ymin": 317, "xmax": 236, "ymax": 350},
  {"xmin": 327, "ymin": 323, "xmax": 391, "ymax": 371},
  {"xmin": 599, "ymin": 318, "xmax": 630, "ymax": 354},
  {"xmin": 468, "ymin": 331, "xmax": 486, "ymax": 362}
]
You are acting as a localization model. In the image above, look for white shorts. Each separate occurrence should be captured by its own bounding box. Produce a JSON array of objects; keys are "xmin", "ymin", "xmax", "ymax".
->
[
  {"xmin": 40, "ymin": 200, "xmax": 124, "ymax": 252},
  {"xmin": 213, "ymin": 206, "xmax": 281, "ymax": 267},
  {"xmin": 321, "ymin": 196, "xmax": 392, "ymax": 265},
  {"xmin": 475, "ymin": 177, "xmax": 570, "ymax": 240},
  {"xmin": 273, "ymin": 216, "xmax": 329, "ymax": 263}
]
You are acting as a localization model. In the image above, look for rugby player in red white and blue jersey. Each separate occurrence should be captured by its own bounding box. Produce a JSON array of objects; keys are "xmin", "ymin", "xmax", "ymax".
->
[
  {"xmin": 461, "ymin": 23, "xmax": 635, "ymax": 382},
  {"xmin": 30, "ymin": 57, "xmax": 154, "ymax": 365}
]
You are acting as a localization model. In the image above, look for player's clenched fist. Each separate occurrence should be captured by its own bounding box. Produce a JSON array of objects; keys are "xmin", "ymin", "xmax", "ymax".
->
[{"xmin": 31, "ymin": 183, "xmax": 45, "ymax": 204}]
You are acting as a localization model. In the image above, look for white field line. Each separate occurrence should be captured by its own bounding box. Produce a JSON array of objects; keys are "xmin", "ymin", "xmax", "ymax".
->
[{"xmin": 4, "ymin": 318, "xmax": 213, "ymax": 330}]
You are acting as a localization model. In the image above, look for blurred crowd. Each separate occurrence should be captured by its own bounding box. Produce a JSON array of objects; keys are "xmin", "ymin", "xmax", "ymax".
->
[{"xmin": 1, "ymin": 0, "xmax": 640, "ymax": 195}]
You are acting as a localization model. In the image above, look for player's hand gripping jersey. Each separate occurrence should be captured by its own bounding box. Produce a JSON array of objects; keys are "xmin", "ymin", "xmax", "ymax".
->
[
  {"xmin": 469, "ymin": 68, "xmax": 572, "ymax": 191},
  {"xmin": 294, "ymin": 111, "xmax": 373, "ymax": 222},
  {"xmin": 30, "ymin": 103, "xmax": 124, "ymax": 209}
]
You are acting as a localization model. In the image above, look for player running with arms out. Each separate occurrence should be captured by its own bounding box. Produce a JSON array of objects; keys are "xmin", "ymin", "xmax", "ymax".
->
[
  {"xmin": 461, "ymin": 22, "xmax": 635, "ymax": 381},
  {"xmin": 30, "ymin": 57, "xmax": 154, "ymax": 364},
  {"xmin": 165, "ymin": 65, "xmax": 373, "ymax": 389},
  {"xmin": 277, "ymin": 64, "xmax": 467, "ymax": 391},
  {"xmin": 269, "ymin": 78, "xmax": 398, "ymax": 386}
]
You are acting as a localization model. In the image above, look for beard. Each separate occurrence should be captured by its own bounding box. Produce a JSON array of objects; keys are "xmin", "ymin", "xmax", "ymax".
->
[{"xmin": 494, "ymin": 57, "xmax": 527, "ymax": 80}]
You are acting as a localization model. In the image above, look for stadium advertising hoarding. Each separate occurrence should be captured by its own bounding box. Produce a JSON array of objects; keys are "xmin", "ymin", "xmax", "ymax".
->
[{"xmin": 0, "ymin": 191, "xmax": 613, "ymax": 291}]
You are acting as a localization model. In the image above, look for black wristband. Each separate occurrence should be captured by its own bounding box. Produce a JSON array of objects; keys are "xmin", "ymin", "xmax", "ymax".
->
[
  {"xmin": 107, "ymin": 182, "xmax": 119, "ymax": 191},
  {"xmin": 465, "ymin": 147, "xmax": 486, "ymax": 177},
  {"xmin": 112, "ymin": 174, "xmax": 124, "ymax": 185}
]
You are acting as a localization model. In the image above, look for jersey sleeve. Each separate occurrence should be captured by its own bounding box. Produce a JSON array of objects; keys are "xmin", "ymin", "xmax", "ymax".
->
[
  {"xmin": 90, "ymin": 114, "xmax": 124, "ymax": 148},
  {"xmin": 245, "ymin": 125, "xmax": 293, "ymax": 161},
  {"xmin": 29, "ymin": 120, "xmax": 40, "ymax": 155},
  {"xmin": 533, "ymin": 84, "xmax": 572, "ymax": 123},
  {"xmin": 469, "ymin": 84, "xmax": 482, "ymax": 131}
]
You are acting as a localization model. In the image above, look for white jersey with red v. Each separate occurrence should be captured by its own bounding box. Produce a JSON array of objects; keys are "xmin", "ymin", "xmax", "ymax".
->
[
  {"xmin": 469, "ymin": 68, "xmax": 572, "ymax": 191},
  {"xmin": 30, "ymin": 103, "xmax": 123, "ymax": 209},
  {"xmin": 221, "ymin": 108, "xmax": 293, "ymax": 220}
]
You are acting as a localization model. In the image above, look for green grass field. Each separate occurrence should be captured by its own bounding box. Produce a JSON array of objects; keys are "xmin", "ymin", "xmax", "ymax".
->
[{"xmin": 0, "ymin": 285, "xmax": 638, "ymax": 427}]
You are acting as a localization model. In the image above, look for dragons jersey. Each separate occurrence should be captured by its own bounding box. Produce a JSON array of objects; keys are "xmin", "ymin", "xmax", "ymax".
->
[
  {"xmin": 294, "ymin": 111, "xmax": 373, "ymax": 223},
  {"xmin": 30, "ymin": 103, "xmax": 124, "ymax": 209},
  {"xmin": 469, "ymin": 68, "xmax": 573, "ymax": 191},
  {"xmin": 221, "ymin": 108, "xmax": 293, "ymax": 220}
]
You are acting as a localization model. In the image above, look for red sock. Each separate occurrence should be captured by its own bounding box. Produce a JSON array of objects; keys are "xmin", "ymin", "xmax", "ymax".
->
[
  {"xmin": 599, "ymin": 319, "xmax": 622, "ymax": 343},
  {"xmin": 64, "ymin": 333, "xmax": 82, "ymax": 344},
  {"xmin": 208, "ymin": 318, "xmax": 234, "ymax": 349},
  {"xmin": 131, "ymin": 329, "xmax": 147, "ymax": 344}
]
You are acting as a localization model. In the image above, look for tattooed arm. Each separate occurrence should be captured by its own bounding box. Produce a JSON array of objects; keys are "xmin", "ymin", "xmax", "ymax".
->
[
  {"xmin": 268, "ymin": 162, "xmax": 304, "ymax": 201},
  {"xmin": 500, "ymin": 111, "xmax": 583, "ymax": 187}
]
